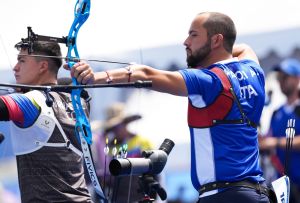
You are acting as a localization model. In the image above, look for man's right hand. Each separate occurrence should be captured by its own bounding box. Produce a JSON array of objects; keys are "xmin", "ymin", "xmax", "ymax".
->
[{"xmin": 63, "ymin": 62, "xmax": 95, "ymax": 84}]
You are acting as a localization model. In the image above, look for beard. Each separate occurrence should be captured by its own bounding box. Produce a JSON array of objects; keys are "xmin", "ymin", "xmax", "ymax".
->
[
  {"xmin": 186, "ymin": 40, "xmax": 211, "ymax": 68},
  {"xmin": 281, "ymin": 84, "xmax": 296, "ymax": 98}
]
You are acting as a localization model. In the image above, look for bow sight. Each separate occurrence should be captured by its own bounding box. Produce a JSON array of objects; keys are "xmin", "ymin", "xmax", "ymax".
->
[{"xmin": 15, "ymin": 26, "xmax": 68, "ymax": 54}]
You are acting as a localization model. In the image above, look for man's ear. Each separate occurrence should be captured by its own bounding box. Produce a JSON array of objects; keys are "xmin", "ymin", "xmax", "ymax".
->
[
  {"xmin": 211, "ymin": 34, "xmax": 224, "ymax": 49},
  {"xmin": 39, "ymin": 60, "xmax": 49, "ymax": 74}
]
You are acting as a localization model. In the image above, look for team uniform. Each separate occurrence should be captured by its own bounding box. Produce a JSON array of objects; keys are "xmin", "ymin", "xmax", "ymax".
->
[
  {"xmin": 269, "ymin": 100, "xmax": 300, "ymax": 201},
  {"xmin": 0, "ymin": 90, "xmax": 92, "ymax": 203},
  {"xmin": 179, "ymin": 58, "xmax": 268, "ymax": 201}
]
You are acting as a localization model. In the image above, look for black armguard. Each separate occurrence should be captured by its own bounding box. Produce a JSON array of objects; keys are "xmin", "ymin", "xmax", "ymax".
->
[{"xmin": 0, "ymin": 98, "xmax": 10, "ymax": 121}]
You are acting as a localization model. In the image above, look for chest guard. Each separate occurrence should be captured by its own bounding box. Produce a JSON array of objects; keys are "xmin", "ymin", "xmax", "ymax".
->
[
  {"xmin": 188, "ymin": 67, "xmax": 234, "ymax": 128},
  {"xmin": 10, "ymin": 90, "xmax": 56, "ymax": 155},
  {"xmin": 10, "ymin": 90, "xmax": 81, "ymax": 156}
]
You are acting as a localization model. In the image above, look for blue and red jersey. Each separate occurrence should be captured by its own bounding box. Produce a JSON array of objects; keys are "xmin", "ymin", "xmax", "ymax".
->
[{"xmin": 179, "ymin": 58, "xmax": 266, "ymax": 193}]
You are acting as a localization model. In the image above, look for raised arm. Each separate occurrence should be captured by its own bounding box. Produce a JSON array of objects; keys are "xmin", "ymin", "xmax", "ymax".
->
[
  {"xmin": 233, "ymin": 43, "xmax": 260, "ymax": 65},
  {"xmin": 69, "ymin": 63, "xmax": 188, "ymax": 97}
]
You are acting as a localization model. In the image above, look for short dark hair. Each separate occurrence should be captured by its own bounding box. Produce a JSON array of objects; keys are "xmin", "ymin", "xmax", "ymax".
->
[
  {"xmin": 15, "ymin": 41, "xmax": 62, "ymax": 74},
  {"xmin": 200, "ymin": 12, "xmax": 237, "ymax": 53}
]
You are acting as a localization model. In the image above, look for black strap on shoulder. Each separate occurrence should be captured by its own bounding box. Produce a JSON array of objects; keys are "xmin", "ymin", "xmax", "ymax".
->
[
  {"xmin": 201, "ymin": 66, "xmax": 257, "ymax": 128},
  {"xmin": 229, "ymin": 87, "xmax": 257, "ymax": 128},
  {"xmin": 213, "ymin": 119, "xmax": 244, "ymax": 125},
  {"xmin": 212, "ymin": 82, "xmax": 257, "ymax": 128},
  {"xmin": 207, "ymin": 66, "xmax": 258, "ymax": 128}
]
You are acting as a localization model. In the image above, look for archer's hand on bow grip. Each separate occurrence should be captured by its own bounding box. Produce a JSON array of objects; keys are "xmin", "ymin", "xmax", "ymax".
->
[{"xmin": 63, "ymin": 62, "xmax": 95, "ymax": 85}]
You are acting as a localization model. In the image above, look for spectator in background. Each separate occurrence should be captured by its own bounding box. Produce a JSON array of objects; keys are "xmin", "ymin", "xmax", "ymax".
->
[
  {"xmin": 260, "ymin": 58, "xmax": 300, "ymax": 203},
  {"xmin": 103, "ymin": 102, "xmax": 153, "ymax": 157},
  {"xmin": 96, "ymin": 102, "xmax": 154, "ymax": 203}
]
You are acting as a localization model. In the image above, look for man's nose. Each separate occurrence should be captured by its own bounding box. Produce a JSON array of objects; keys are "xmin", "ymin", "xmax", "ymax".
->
[
  {"xmin": 13, "ymin": 63, "xmax": 19, "ymax": 71},
  {"xmin": 184, "ymin": 35, "xmax": 193, "ymax": 47},
  {"xmin": 183, "ymin": 37, "xmax": 189, "ymax": 47}
]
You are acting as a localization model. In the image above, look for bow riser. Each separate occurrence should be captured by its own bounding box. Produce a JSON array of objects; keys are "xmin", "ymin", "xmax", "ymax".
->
[
  {"xmin": 67, "ymin": 0, "xmax": 92, "ymax": 145},
  {"xmin": 67, "ymin": 0, "xmax": 106, "ymax": 200}
]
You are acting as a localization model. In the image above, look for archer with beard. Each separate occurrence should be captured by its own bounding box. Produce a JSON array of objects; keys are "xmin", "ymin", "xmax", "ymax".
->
[{"xmin": 71, "ymin": 12, "xmax": 271, "ymax": 203}]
